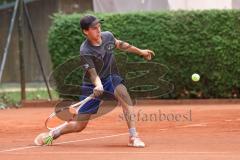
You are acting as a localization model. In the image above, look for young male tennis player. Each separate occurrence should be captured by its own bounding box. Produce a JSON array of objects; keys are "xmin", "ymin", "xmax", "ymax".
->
[{"xmin": 34, "ymin": 15, "xmax": 155, "ymax": 148}]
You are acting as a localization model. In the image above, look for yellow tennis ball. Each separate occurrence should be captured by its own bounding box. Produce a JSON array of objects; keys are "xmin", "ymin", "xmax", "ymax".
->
[{"xmin": 192, "ymin": 73, "xmax": 200, "ymax": 82}]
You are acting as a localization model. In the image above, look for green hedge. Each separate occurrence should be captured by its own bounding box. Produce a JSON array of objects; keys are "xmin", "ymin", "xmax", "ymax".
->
[{"xmin": 48, "ymin": 10, "xmax": 240, "ymax": 99}]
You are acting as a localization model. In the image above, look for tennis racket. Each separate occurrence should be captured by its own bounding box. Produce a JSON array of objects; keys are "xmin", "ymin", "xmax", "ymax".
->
[{"xmin": 45, "ymin": 94, "xmax": 94, "ymax": 131}]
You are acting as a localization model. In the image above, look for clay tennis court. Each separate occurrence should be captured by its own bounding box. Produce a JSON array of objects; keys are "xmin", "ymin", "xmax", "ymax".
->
[{"xmin": 0, "ymin": 100, "xmax": 240, "ymax": 160}]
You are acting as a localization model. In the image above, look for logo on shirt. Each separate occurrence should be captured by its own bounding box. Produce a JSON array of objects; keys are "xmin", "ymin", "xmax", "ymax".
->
[
  {"xmin": 104, "ymin": 42, "xmax": 115, "ymax": 52},
  {"xmin": 83, "ymin": 64, "xmax": 89, "ymax": 69}
]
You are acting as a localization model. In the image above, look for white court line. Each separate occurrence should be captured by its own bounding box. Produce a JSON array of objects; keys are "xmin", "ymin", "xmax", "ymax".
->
[
  {"xmin": 54, "ymin": 132, "xmax": 128, "ymax": 145},
  {"xmin": 0, "ymin": 132, "xmax": 128, "ymax": 153},
  {"xmin": 159, "ymin": 128, "xmax": 168, "ymax": 131},
  {"xmin": 0, "ymin": 145, "xmax": 40, "ymax": 154},
  {"xmin": 5, "ymin": 151, "xmax": 233, "ymax": 155},
  {"xmin": 179, "ymin": 123, "xmax": 207, "ymax": 128}
]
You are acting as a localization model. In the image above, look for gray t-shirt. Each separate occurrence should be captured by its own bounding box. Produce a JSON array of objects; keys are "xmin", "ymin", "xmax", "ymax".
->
[{"xmin": 80, "ymin": 31, "xmax": 119, "ymax": 82}]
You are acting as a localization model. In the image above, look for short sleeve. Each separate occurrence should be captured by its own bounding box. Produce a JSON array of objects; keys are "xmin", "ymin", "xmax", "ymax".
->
[
  {"xmin": 105, "ymin": 31, "xmax": 116, "ymax": 45},
  {"xmin": 80, "ymin": 55, "xmax": 95, "ymax": 71}
]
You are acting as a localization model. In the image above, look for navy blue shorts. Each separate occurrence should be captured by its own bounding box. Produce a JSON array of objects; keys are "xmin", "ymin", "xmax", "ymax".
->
[{"xmin": 79, "ymin": 74, "xmax": 124, "ymax": 114}]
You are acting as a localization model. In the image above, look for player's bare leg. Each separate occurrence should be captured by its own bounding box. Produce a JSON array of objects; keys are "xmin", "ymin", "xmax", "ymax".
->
[
  {"xmin": 114, "ymin": 84, "xmax": 145, "ymax": 147},
  {"xmin": 52, "ymin": 114, "xmax": 91, "ymax": 138},
  {"xmin": 34, "ymin": 114, "xmax": 91, "ymax": 146}
]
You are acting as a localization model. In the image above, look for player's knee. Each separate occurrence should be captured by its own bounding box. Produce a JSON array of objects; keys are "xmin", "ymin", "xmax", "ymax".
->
[{"xmin": 116, "ymin": 90, "xmax": 129, "ymax": 101}]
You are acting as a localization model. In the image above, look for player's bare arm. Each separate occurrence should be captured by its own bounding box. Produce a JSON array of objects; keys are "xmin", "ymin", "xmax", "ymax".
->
[
  {"xmin": 87, "ymin": 68, "xmax": 104, "ymax": 97},
  {"xmin": 115, "ymin": 39, "xmax": 155, "ymax": 61}
]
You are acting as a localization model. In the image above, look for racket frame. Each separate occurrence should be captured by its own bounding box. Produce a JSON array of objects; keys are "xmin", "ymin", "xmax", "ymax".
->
[{"xmin": 45, "ymin": 94, "xmax": 94, "ymax": 131}]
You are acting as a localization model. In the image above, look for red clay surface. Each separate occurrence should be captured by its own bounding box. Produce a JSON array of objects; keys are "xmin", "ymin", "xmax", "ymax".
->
[{"xmin": 0, "ymin": 100, "xmax": 240, "ymax": 160}]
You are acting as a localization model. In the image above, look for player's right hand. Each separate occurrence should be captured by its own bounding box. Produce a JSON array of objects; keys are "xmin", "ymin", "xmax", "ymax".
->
[
  {"xmin": 140, "ymin": 49, "xmax": 155, "ymax": 61},
  {"xmin": 93, "ymin": 85, "xmax": 104, "ymax": 97}
]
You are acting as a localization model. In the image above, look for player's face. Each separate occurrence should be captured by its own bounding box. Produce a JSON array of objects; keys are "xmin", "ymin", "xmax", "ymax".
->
[{"xmin": 85, "ymin": 23, "xmax": 102, "ymax": 42}]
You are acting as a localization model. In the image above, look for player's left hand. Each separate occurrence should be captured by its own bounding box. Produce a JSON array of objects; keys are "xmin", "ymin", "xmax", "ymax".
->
[
  {"xmin": 93, "ymin": 84, "xmax": 104, "ymax": 97},
  {"xmin": 140, "ymin": 49, "xmax": 155, "ymax": 61}
]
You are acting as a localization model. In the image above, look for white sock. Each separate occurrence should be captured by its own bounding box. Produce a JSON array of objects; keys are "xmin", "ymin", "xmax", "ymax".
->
[
  {"xmin": 50, "ymin": 122, "xmax": 67, "ymax": 139},
  {"xmin": 50, "ymin": 129, "xmax": 61, "ymax": 139},
  {"xmin": 129, "ymin": 128, "xmax": 138, "ymax": 137}
]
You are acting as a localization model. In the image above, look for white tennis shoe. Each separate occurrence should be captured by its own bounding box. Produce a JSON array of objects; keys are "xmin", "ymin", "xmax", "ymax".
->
[
  {"xmin": 128, "ymin": 136, "xmax": 145, "ymax": 148},
  {"xmin": 34, "ymin": 132, "xmax": 54, "ymax": 146}
]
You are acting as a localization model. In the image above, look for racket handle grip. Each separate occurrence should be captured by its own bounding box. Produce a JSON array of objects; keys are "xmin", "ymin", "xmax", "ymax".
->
[{"xmin": 70, "ymin": 94, "xmax": 94, "ymax": 108}]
